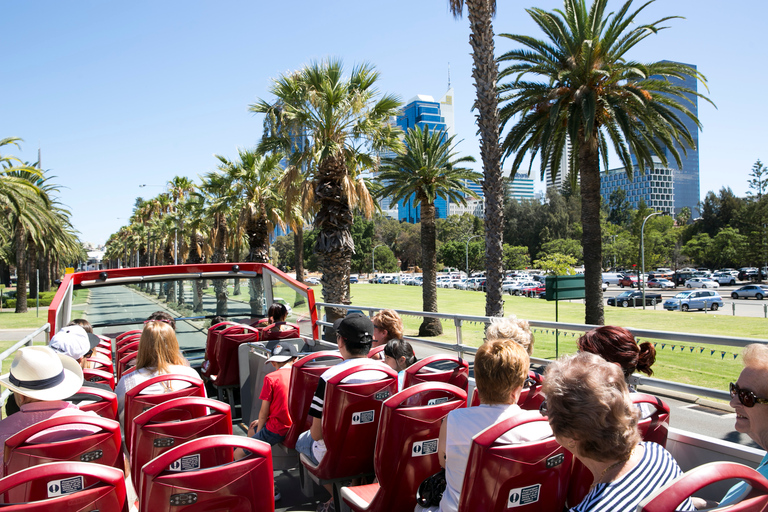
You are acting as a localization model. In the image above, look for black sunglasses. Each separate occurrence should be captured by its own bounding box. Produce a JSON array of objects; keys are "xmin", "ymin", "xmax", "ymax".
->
[
  {"xmin": 730, "ymin": 382, "xmax": 768, "ymax": 408},
  {"xmin": 539, "ymin": 399, "xmax": 547, "ymax": 417}
]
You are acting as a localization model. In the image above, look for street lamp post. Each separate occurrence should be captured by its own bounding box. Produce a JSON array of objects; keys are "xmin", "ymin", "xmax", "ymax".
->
[
  {"xmin": 465, "ymin": 235, "xmax": 482, "ymax": 278},
  {"xmin": 641, "ymin": 211, "xmax": 663, "ymax": 309},
  {"xmin": 372, "ymin": 244, "xmax": 384, "ymax": 280}
]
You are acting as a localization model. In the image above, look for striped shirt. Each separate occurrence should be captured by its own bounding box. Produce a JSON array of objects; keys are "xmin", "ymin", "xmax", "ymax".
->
[
  {"xmin": 571, "ymin": 442, "xmax": 694, "ymax": 512},
  {"xmin": 308, "ymin": 358, "xmax": 387, "ymax": 419}
]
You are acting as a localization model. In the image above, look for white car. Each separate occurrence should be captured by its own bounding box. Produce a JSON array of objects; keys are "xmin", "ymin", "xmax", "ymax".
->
[
  {"xmin": 685, "ymin": 278, "xmax": 719, "ymax": 289},
  {"xmin": 711, "ymin": 272, "xmax": 736, "ymax": 286},
  {"xmin": 305, "ymin": 277, "xmax": 320, "ymax": 285},
  {"xmin": 503, "ymin": 280, "xmax": 539, "ymax": 295}
]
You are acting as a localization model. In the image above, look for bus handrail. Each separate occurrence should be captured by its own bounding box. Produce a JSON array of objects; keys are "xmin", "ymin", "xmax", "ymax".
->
[{"xmin": 0, "ymin": 323, "xmax": 51, "ymax": 407}]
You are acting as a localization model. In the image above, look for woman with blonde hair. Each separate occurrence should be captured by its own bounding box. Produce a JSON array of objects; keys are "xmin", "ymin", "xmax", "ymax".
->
[
  {"xmin": 114, "ymin": 320, "xmax": 203, "ymax": 428},
  {"xmin": 371, "ymin": 309, "xmax": 404, "ymax": 360}
]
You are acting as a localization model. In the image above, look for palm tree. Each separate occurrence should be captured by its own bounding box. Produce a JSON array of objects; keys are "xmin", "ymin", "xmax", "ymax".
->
[
  {"xmin": 448, "ymin": 0, "xmax": 506, "ymax": 319},
  {"xmin": 252, "ymin": 59, "xmax": 402, "ymax": 322},
  {"xmin": 378, "ymin": 126, "xmax": 479, "ymax": 336},
  {"xmin": 497, "ymin": 0, "xmax": 711, "ymax": 325},
  {"xmin": 200, "ymin": 170, "xmax": 236, "ymax": 316}
]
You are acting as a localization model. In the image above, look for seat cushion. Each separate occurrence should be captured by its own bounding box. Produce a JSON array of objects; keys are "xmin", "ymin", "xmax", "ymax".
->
[{"xmin": 341, "ymin": 483, "xmax": 380, "ymax": 511}]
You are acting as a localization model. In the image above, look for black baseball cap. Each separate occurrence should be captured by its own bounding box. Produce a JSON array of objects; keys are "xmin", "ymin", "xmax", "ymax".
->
[{"xmin": 333, "ymin": 313, "xmax": 374, "ymax": 346}]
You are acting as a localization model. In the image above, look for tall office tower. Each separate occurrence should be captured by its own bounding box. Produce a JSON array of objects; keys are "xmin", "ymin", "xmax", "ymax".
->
[
  {"xmin": 600, "ymin": 157, "xmax": 675, "ymax": 215},
  {"xmin": 508, "ymin": 172, "xmax": 535, "ymax": 201},
  {"xmin": 656, "ymin": 61, "xmax": 699, "ymax": 215},
  {"xmin": 543, "ymin": 136, "xmax": 576, "ymax": 192}
]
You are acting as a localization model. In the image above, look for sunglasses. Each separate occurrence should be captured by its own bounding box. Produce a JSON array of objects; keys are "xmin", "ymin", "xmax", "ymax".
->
[
  {"xmin": 539, "ymin": 399, "xmax": 548, "ymax": 417},
  {"xmin": 730, "ymin": 382, "xmax": 768, "ymax": 408}
]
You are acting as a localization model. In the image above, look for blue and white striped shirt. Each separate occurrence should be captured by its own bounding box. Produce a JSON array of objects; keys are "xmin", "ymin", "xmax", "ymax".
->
[{"xmin": 571, "ymin": 442, "xmax": 694, "ymax": 512}]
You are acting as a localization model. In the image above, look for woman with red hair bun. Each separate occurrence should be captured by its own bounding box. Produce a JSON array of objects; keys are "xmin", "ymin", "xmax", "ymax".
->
[{"xmin": 577, "ymin": 325, "xmax": 656, "ymax": 380}]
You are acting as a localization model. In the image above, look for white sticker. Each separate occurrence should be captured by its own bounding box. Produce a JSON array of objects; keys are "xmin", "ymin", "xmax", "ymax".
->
[
  {"xmin": 412, "ymin": 438, "xmax": 439, "ymax": 457},
  {"xmin": 507, "ymin": 484, "xmax": 540, "ymax": 508},
  {"xmin": 47, "ymin": 476, "xmax": 84, "ymax": 497},
  {"xmin": 168, "ymin": 453, "xmax": 201, "ymax": 472},
  {"xmin": 351, "ymin": 410, "xmax": 375, "ymax": 425},
  {"xmin": 427, "ymin": 397, "xmax": 449, "ymax": 406}
]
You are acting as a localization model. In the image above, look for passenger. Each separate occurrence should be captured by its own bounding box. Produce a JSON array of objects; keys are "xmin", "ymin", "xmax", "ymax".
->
[
  {"xmin": 416, "ymin": 339, "xmax": 550, "ymax": 512},
  {"xmin": 541, "ymin": 352, "xmax": 694, "ymax": 512},
  {"xmin": 371, "ymin": 309, "xmax": 404, "ymax": 360},
  {"xmin": 577, "ymin": 325, "xmax": 656, "ymax": 417},
  {"xmin": 0, "ymin": 346, "xmax": 95, "ymax": 449},
  {"xmin": 713, "ymin": 343, "xmax": 768, "ymax": 507},
  {"xmin": 383, "ymin": 339, "xmax": 417, "ymax": 391},
  {"xmin": 485, "ymin": 315, "xmax": 535, "ymax": 355},
  {"xmin": 258, "ymin": 302, "xmax": 296, "ymax": 334},
  {"xmin": 146, "ymin": 310, "xmax": 176, "ymax": 331},
  {"xmin": 114, "ymin": 320, "xmax": 203, "ymax": 430},
  {"xmin": 296, "ymin": 312, "xmax": 388, "ymax": 512}
]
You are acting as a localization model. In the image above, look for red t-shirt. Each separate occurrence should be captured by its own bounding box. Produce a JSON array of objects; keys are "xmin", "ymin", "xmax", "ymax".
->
[{"xmin": 260, "ymin": 367, "xmax": 292, "ymax": 435}]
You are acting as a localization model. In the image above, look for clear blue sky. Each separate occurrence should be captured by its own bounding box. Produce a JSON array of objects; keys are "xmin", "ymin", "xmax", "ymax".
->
[{"xmin": 4, "ymin": 0, "xmax": 766, "ymax": 245}]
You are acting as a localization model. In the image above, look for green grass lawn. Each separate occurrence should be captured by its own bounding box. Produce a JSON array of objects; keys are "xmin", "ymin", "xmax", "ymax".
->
[{"xmin": 348, "ymin": 284, "xmax": 767, "ymax": 392}]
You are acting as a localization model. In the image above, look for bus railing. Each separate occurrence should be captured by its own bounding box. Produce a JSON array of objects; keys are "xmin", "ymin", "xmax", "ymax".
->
[
  {"xmin": 0, "ymin": 323, "xmax": 51, "ymax": 407},
  {"xmin": 314, "ymin": 302, "xmax": 767, "ymax": 402}
]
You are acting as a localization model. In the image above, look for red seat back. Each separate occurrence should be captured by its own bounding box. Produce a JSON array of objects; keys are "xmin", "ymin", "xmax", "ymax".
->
[
  {"xmin": 130, "ymin": 397, "xmax": 232, "ymax": 489},
  {"xmin": 123, "ymin": 374, "xmax": 206, "ymax": 453},
  {"xmin": 117, "ymin": 351, "xmax": 138, "ymax": 380},
  {"xmin": 403, "ymin": 354, "xmax": 469, "ymax": 392},
  {"xmin": 116, "ymin": 329, "xmax": 141, "ymax": 342},
  {"xmin": 201, "ymin": 321, "xmax": 239, "ymax": 378},
  {"xmin": 367, "ymin": 345, "xmax": 385, "ymax": 359},
  {"xmin": 139, "ymin": 435, "xmax": 274, "ymax": 512},
  {"xmin": 213, "ymin": 324, "xmax": 261, "ymax": 386},
  {"xmin": 639, "ymin": 461, "xmax": 768, "ymax": 512},
  {"xmin": 117, "ymin": 340, "xmax": 140, "ymax": 360},
  {"xmin": 458, "ymin": 411, "xmax": 571, "ymax": 512},
  {"xmin": 69, "ymin": 386, "xmax": 118, "ymax": 421},
  {"xmin": 471, "ymin": 371, "xmax": 544, "ymax": 410},
  {"xmin": 0, "ymin": 461, "xmax": 127, "ymax": 511},
  {"xmin": 360, "ymin": 382, "xmax": 467, "ymax": 512},
  {"xmin": 306, "ymin": 363, "xmax": 398, "ymax": 480},
  {"xmin": 4, "ymin": 415, "xmax": 123, "ymax": 477},
  {"xmin": 116, "ymin": 334, "xmax": 140, "ymax": 351},
  {"xmin": 260, "ymin": 322, "xmax": 301, "ymax": 341},
  {"xmin": 567, "ymin": 393, "xmax": 671, "ymax": 507},
  {"xmin": 83, "ymin": 368, "xmax": 116, "ymax": 390},
  {"xmin": 86, "ymin": 357, "xmax": 114, "ymax": 375},
  {"xmin": 282, "ymin": 351, "xmax": 344, "ymax": 449}
]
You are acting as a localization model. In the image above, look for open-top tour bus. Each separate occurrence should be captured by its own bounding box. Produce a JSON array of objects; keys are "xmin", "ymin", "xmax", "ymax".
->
[{"xmin": 0, "ymin": 262, "xmax": 761, "ymax": 510}]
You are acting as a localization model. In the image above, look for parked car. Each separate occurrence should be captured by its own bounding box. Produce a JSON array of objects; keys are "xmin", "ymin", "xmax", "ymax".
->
[
  {"xmin": 673, "ymin": 271, "xmax": 696, "ymax": 286},
  {"xmin": 731, "ymin": 284, "xmax": 768, "ymax": 300},
  {"xmin": 664, "ymin": 290, "xmax": 724, "ymax": 312},
  {"xmin": 647, "ymin": 278, "xmax": 675, "ymax": 289},
  {"xmin": 349, "ymin": 275, "xmax": 359, "ymax": 284},
  {"xmin": 711, "ymin": 272, "xmax": 736, "ymax": 286},
  {"xmin": 738, "ymin": 268, "xmax": 760, "ymax": 281},
  {"xmin": 305, "ymin": 277, "xmax": 320, "ymax": 285},
  {"xmin": 685, "ymin": 278, "xmax": 719, "ymax": 289},
  {"xmin": 503, "ymin": 280, "xmax": 540, "ymax": 295},
  {"xmin": 601, "ymin": 272, "xmax": 623, "ymax": 286},
  {"xmin": 607, "ymin": 290, "xmax": 662, "ymax": 307},
  {"xmin": 618, "ymin": 274, "xmax": 639, "ymax": 288}
]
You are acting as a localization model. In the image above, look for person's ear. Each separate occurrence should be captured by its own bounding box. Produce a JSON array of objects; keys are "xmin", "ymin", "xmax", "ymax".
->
[{"xmin": 398, "ymin": 356, "xmax": 407, "ymax": 370}]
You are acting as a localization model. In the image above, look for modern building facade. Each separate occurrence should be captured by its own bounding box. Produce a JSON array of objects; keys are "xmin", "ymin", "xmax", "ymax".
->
[
  {"xmin": 508, "ymin": 172, "xmax": 535, "ymax": 201},
  {"xmin": 600, "ymin": 157, "xmax": 675, "ymax": 214}
]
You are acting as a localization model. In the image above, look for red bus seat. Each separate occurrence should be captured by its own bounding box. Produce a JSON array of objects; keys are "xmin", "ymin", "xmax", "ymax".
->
[
  {"xmin": 83, "ymin": 368, "xmax": 116, "ymax": 390},
  {"xmin": 115, "ymin": 335, "xmax": 140, "ymax": 351},
  {"xmin": 639, "ymin": 462, "xmax": 768, "ymax": 511},
  {"xmin": 212, "ymin": 324, "xmax": 261, "ymax": 387},
  {"xmin": 116, "ymin": 351, "xmax": 137, "ymax": 380},
  {"xmin": 458, "ymin": 410, "xmax": 571, "ymax": 511},
  {"xmin": 123, "ymin": 373, "xmax": 206, "ymax": 453},
  {"xmin": 0, "ymin": 461, "xmax": 127, "ymax": 511},
  {"xmin": 282, "ymin": 351, "xmax": 345, "ymax": 449},
  {"xmin": 138, "ymin": 435, "xmax": 274, "ymax": 512},
  {"xmin": 130, "ymin": 396, "xmax": 232, "ymax": 489},
  {"xmin": 403, "ymin": 354, "xmax": 469, "ymax": 392},
  {"xmin": 301, "ymin": 363, "xmax": 397, "ymax": 484},
  {"xmin": 260, "ymin": 322, "xmax": 301, "ymax": 341},
  {"xmin": 341, "ymin": 382, "xmax": 467, "ymax": 512},
  {"xmin": 200, "ymin": 321, "xmax": 240, "ymax": 379},
  {"xmin": 86, "ymin": 357, "xmax": 114, "ymax": 374},
  {"xmin": 115, "ymin": 329, "xmax": 141, "ymax": 343},
  {"xmin": 4, "ymin": 415, "xmax": 123, "ymax": 477},
  {"xmin": 367, "ymin": 346, "xmax": 385, "ymax": 359},
  {"xmin": 470, "ymin": 371, "xmax": 543, "ymax": 410},
  {"xmin": 116, "ymin": 340, "xmax": 139, "ymax": 361},
  {"xmin": 68, "ymin": 386, "xmax": 118, "ymax": 421},
  {"xmin": 93, "ymin": 345, "xmax": 112, "ymax": 358},
  {"xmin": 567, "ymin": 392, "xmax": 672, "ymax": 507}
]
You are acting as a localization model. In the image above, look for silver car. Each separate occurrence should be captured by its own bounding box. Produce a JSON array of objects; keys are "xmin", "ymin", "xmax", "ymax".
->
[
  {"xmin": 684, "ymin": 278, "xmax": 719, "ymax": 289},
  {"xmin": 663, "ymin": 290, "xmax": 724, "ymax": 312},
  {"xmin": 731, "ymin": 284, "xmax": 768, "ymax": 300}
]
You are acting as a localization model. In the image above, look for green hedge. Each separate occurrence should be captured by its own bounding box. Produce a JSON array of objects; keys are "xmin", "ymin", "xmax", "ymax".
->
[{"xmin": 5, "ymin": 292, "xmax": 56, "ymax": 308}]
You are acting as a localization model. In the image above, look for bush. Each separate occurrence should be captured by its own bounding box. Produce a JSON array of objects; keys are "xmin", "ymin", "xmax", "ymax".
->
[{"xmin": 6, "ymin": 296, "xmax": 54, "ymax": 308}]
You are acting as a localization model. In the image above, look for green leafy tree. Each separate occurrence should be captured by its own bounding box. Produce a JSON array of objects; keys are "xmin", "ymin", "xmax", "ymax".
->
[
  {"xmin": 498, "ymin": 0, "xmax": 712, "ymax": 325},
  {"xmin": 538, "ymin": 239, "xmax": 583, "ymax": 263},
  {"xmin": 502, "ymin": 245, "xmax": 531, "ymax": 270},
  {"xmin": 748, "ymin": 160, "xmax": 768, "ymax": 200},
  {"xmin": 607, "ymin": 189, "xmax": 632, "ymax": 227},
  {"xmin": 371, "ymin": 245, "xmax": 398, "ymax": 273},
  {"xmin": 682, "ymin": 233, "xmax": 712, "ymax": 267},
  {"xmin": 377, "ymin": 126, "xmax": 479, "ymax": 336},
  {"xmin": 436, "ymin": 214, "xmax": 484, "ymax": 244},
  {"xmin": 534, "ymin": 253, "xmax": 577, "ymax": 276}
]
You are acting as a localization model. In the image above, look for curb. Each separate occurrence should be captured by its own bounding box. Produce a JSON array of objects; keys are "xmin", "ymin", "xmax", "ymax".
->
[{"xmin": 639, "ymin": 384, "xmax": 734, "ymax": 413}]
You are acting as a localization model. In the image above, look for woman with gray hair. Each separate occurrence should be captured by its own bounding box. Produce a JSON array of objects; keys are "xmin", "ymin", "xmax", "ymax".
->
[
  {"xmin": 542, "ymin": 352, "xmax": 694, "ymax": 512},
  {"xmin": 485, "ymin": 315, "xmax": 534, "ymax": 355}
]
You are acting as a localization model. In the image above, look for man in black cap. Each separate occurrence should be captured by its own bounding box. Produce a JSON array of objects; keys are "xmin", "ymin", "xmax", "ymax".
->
[{"xmin": 295, "ymin": 312, "xmax": 388, "ymax": 512}]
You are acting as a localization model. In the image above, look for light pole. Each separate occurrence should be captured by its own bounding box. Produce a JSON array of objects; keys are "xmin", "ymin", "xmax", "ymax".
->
[
  {"xmin": 641, "ymin": 211, "xmax": 664, "ymax": 309},
  {"xmin": 372, "ymin": 244, "xmax": 384, "ymax": 280},
  {"xmin": 465, "ymin": 235, "xmax": 482, "ymax": 278}
]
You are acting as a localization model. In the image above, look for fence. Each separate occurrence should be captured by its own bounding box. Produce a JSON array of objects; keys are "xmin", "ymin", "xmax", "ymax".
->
[{"xmin": 0, "ymin": 323, "xmax": 51, "ymax": 407}]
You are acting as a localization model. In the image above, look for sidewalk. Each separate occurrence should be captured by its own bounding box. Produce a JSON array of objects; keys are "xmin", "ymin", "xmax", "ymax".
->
[{"xmin": 0, "ymin": 328, "xmax": 47, "ymax": 343}]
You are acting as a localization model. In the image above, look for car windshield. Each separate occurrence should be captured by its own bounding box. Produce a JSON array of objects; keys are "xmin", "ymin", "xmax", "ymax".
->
[
  {"xmin": 617, "ymin": 291, "xmax": 633, "ymax": 297},
  {"xmin": 674, "ymin": 292, "xmax": 693, "ymax": 298}
]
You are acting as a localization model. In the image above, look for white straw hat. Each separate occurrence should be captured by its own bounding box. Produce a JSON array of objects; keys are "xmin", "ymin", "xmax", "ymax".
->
[{"xmin": 0, "ymin": 346, "xmax": 84, "ymax": 401}]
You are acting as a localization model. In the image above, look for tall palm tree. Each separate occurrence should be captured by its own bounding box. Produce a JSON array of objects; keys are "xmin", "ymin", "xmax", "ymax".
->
[
  {"xmin": 497, "ymin": 0, "xmax": 711, "ymax": 325},
  {"xmin": 252, "ymin": 59, "xmax": 402, "ymax": 322},
  {"xmin": 200, "ymin": 170, "xmax": 236, "ymax": 316},
  {"xmin": 448, "ymin": 0, "xmax": 506, "ymax": 319},
  {"xmin": 378, "ymin": 126, "xmax": 479, "ymax": 336}
]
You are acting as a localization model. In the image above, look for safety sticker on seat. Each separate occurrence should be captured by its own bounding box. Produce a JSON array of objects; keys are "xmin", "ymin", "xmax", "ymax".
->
[
  {"xmin": 412, "ymin": 438, "xmax": 439, "ymax": 457},
  {"xmin": 168, "ymin": 453, "xmax": 201, "ymax": 472},
  {"xmin": 351, "ymin": 410, "xmax": 375, "ymax": 425},
  {"xmin": 169, "ymin": 492, "xmax": 198, "ymax": 506},
  {"xmin": 427, "ymin": 397, "xmax": 449, "ymax": 405},
  {"xmin": 374, "ymin": 391, "xmax": 390, "ymax": 400},
  {"xmin": 47, "ymin": 476, "xmax": 84, "ymax": 497},
  {"xmin": 79, "ymin": 449, "xmax": 103, "ymax": 462},
  {"xmin": 507, "ymin": 484, "xmax": 540, "ymax": 508}
]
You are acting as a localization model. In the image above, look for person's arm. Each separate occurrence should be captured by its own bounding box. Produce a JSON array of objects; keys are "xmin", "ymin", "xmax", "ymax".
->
[
  {"xmin": 437, "ymin": 417, "xmax": 447, "ymax": 469},
  {"xmin": 308, "ymin": 378, "xmax": 326, "ymax": 442},
  {"xmin": 310, "ymin": 416, "xmax": 323, "ymax": 442},
  {"xmin": 255, "ymin": 398, "xmax": 270, "ymax": 434}
]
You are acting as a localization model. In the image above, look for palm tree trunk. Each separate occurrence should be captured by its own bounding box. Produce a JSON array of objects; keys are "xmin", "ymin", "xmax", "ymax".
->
[
  {"xmin": 41, "ymin": 252, "xmax": 50, "ymax": 292},
  {"xmin": 27, "ymin": 237, "xmax": 38, "ymax": 300},
  {"xmin": 465, "ymin": 0, "xmax": 504, "ymax": 318},
  {"xmin": 245, "ymin": 216, "xmax": 269, "ymax": 318},
  {"xmin": 419, "ymin": 200, "xmax": 443, "ymax": 336},
  {"xmin": 14, "ymin": 222, "xmax": 28, "ymax": 313},
  {"xmin": 579, "ymin": 134, "xmax": 605, "ymax": 326},
  {"xmin": 294, "ymin": 226, "xmax": 305, "ymax": 283},
  {"xmin": 212, "ymin": 215, "xmax": 228, "ymax": 317}
]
